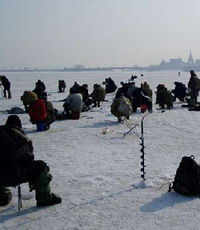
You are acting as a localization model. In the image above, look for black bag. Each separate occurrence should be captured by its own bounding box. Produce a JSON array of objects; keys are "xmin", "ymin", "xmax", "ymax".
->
[
  {"xmin": 0, "ymin": 187, "xmax": 12, "ymax": 206},
  {"xmin": 169, "ymin": 155, "xmax": 200, "ymax": 196}
]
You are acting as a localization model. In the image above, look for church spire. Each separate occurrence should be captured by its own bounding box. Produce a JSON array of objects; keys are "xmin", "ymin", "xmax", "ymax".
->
[{"xmin": 188, "ymin": 50, "xmax": 194, "ymax": 64}]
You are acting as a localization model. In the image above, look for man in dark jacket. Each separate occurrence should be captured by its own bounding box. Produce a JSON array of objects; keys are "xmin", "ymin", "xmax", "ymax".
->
[
  {"xmin": 0, "ymin": 75, "xmax": 11, "ymax": 99},
  {"xmin": 33, "ymin": 80, "xmax": 47, "ymax": 100},
  {"xmin": 104, "ymin": 77, "xmax": 117, "ymax": 94},
  {"xmin": 91, "ymin": 84, "xmax": 106, "ymax": 107},
  {"xmin": 188, "ymin": 70, "xmax": 200, "ymax": 106},
  {"xmin": 0, "ymin": 115, "xmax": 61, "ymax": 207},
  {"xmin": 156, "ymin": 84, "xmax": 174, "ymax": 109},
  {"xmin": 172, "ymin": 82, "xmax": 187, "ymax": 102}
]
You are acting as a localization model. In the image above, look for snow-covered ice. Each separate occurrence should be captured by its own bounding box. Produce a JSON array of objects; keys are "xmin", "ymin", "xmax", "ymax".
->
[{"xmin": 0, "ymin": 70, "xmax": 200, "ymax": 230}]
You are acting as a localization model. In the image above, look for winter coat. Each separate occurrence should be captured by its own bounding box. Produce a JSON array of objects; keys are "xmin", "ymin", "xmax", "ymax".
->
[
  {"xmin": 105, "ymin": 78, "xmax": 117, "ymax": 94},
  {"xmin": 79, "ymin": 85, "xmax": 89, "ymax": 103},
  {"xmin": 172, "ymin": 82, "xmax": 187, "ymax": 101},
  {"xmin": 188, "ymin": 75, "xmax": 200, "ymax": 98},
  {"xmin": 63, "ymin": 93, "xmax": 83, "ymax": 113},
  {"xmin": 0, "ymin": 125, "xmax": 34, "ymax": 186},
  {"xmin": 46, "ymin": 101, "xmax": 56, "ymax": 125},
  {"xmin": 111, "ymin": 96, "xmax": 133, "ymax": 118},
  {"xmin": 28, "ymin": 99, "xmax": 48, "ymax": 123},
  {"xmin": 70, "ymin": 82, "xmax": 81, "ymax": 94},
  {"xmin": 132, "ymin": 87, "xmax": 144, "ymax": 108},
  {"xmin": 58, "ymin": 80, "xmax": 66, "ymax": 92},
  {"xmin": 91, "ymin": 85, "xmax": 106, "ymax": 102},
  {"xmin": 127, "ymin": 84, "xmax": 136, "ymax": 99},
  {"xmin": 156, "ymin": 86, "xmax": 173, "ymax": 108},
  {"xmin": 142, "ymin": 83, "xmax": 153, "ymax": 98},
  {"xmin": 33, "ymin": 81, "xmax": 47, "ymax": 99},
  {"xmin": 35, "ymin": 80, "xmax": 46, "ymax": 92},
  {"xmin": 1, "ymin": 76, "xmax": 11, "ymax": 90}
]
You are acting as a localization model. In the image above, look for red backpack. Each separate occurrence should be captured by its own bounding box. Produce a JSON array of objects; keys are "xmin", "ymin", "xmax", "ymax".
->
[{"xmin": 29, "ymin": 99, "xmax": 48, "ymax": 122}]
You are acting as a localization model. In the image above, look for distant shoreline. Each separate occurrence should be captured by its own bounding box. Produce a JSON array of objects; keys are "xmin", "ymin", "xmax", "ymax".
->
[
  {"xmin": 0, "ymin": 67, "xmax": 191, "ymax": 73},
  {"xmin": 0, "ymin": 67, "xmax": 145, "ymax": 72}
]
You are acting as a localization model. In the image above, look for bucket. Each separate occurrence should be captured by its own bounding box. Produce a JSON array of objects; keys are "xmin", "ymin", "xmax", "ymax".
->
[
  {"xmin": 71, "ymin": 112, "xmax": 80, "ymax": 120},
  {"xmin": 36, "ymin": 123, "xmax": 46, "ymax": 131},
  {"xmin": 141, "ymin": 104, "xmax": 148, "ymax": 113}
]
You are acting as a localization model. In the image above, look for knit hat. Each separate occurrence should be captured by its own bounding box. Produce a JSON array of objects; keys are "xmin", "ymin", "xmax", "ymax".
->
[{"xmin": 5, "ymin": 115, "xmax": 22, "ymax": 128}]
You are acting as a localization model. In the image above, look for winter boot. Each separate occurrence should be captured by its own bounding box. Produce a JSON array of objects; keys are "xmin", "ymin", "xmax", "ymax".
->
[
  {"xmin": 8, "ymin": 91, "xmax": 11, "ymax": 99},
  {"xmin": 117, "ymin": 116, "xmax": 122, "ymax": 123},
  {"xmin": 189, "ymin": 98, "xmax": 197, "ymax": 107},
  {"xmin": 32, "ymin": 171, "xmax": 61, "ymax": 207},
  {"xmin": 37, "ymin": 193, "xmax": 62, "ymax": 207},
  {"xmin": 0, "ymin": 187, "xmax": 12, "ymax": 206}
]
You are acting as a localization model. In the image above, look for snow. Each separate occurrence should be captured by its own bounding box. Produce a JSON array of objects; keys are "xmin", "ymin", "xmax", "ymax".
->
[{"xmin": 0, "ymin": 70, "xmax": 200, "ymax": 230}]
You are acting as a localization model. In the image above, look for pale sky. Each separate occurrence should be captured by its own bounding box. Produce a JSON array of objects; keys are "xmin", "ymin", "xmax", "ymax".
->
[{"xmin": 0, "ymin": 0, "xmax": 200, "ymax": 69}]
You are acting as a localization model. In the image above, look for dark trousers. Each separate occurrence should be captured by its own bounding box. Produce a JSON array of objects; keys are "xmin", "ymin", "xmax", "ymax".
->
[{"xmin": 3, "ymin": 89, "xmax": 11, "ymax": 99}]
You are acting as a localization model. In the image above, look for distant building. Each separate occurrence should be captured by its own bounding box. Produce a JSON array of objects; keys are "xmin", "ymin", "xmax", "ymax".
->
[
  {"xmin": 187, "ymin": 50, "xmax": 194, "ymax": 65},
  {"xmin": 148, "ymin": 51, "xmax": 200, "ymax": 71}
]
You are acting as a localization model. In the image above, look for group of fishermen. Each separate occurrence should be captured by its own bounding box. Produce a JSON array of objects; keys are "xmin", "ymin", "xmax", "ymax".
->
[
  {"xmin": 111, "ymin": 70, "xmax": 200, "ymax": 122},
  {"xmin": 20, "ymin": 79, "xmax": 108, "ymax": 130},
  {"xmin": 0, "ymin": 78, "xmax": 62, "ymax": 207},
  {"xmin": 111, "ymin": 80, "xmax": 153, "ymax": 122},
  {"xmin": 155, "ymin": 70, "xmax": 200, "ymax": 110},
  {"xmin": 1, "ymin": 70, "xmax": 200, "ymax": 208},
  {"xmin": 0, "ymin": 77, "xmax": 112, "ymax": 208},
  {"xmin": 21, "ymin": 70, "xmax": 200, "ymax": 127},
  {"xmin": 4, "ymin": 71, "xmax": 200, "ymax": 127}
]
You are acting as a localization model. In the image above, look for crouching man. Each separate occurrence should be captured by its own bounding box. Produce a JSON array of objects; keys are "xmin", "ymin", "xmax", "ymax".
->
[
  {"xmin": 63, "ymin": 93, "xmax": 83, "ymax": 119},
  {"xmin": 111, "ymin": 96, "xmax": 133, "ymax": 122},
  {"xmin": 0, "ymin": 115, "xmax": 61, "ymax": 207}
]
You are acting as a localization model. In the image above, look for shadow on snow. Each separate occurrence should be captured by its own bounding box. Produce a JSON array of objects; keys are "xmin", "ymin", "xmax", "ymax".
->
[{"xmin": 140, "ymin": 192, "xmax": 196, "ymax": 213}]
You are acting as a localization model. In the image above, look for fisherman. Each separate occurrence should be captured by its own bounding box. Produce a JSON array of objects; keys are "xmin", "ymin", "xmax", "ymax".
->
[
  {"xmin": 0, "ymin": 75, "xmax": 11, "ymax": 99},
  {"xmin": 0, "ymin": 115, "xmax": 61, "ymax": 207},
  {"xmin": 33, "ymin": 80, "xmax": 47, "ymax": 99},
  {"xmin": 187, "ymin": 70, "xmax": 200, "ymax": 107},
  {"xmin": 79, "ymin": 84, "xmax": 93, "ymax": 111},
  {"xmin": 104, "ymin": 77, "xmax": 117, "ymax": 94},
  {"xmin": 111, "ymin": 95, "xmax": 133, "ymax": 122},
  {"xmin": 63, "ymin": 92, "xmax": 83, "ymax": 119},
  {"xmin": 91, "ymin": 84, "xmax": 106, "ymax": 107},
  {"xmin": 21, "ymin": 91, "xmax": 38, "ymax": 112},
  {"xmin": 69, "ymin": 82, "xmax": 80, "ymax": 94},
  {"xmin": 141, "ymin": 82, "xmax": 152, "ymax": 98},
  {"xmin": 28, "ymin": 96, "xmax": 55, "ymax": 131},
  {"xmin": 172, "ymin": 82, "xmax": 187, "ymax": 102},
  {"xmin": 156, "ymin": 84, "xmax": 174, "ymax": 109},
  {"xmin": 58, "ymin": 80, "xmax": 66, "ymax": 93}
]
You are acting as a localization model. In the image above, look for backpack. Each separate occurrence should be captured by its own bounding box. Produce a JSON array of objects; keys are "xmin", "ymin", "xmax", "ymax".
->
[
  {"xmin": 169, "ymin": 155, "xmax": 200, "ymax": 196},
  {"xmin": 29, "ymin": 99, "xmax": 48, "ymax": 123}
]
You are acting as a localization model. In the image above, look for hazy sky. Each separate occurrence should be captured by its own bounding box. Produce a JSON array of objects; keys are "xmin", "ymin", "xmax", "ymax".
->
[{"xmin": 1, "ymin": 0, "xmax": 200, "ymax": 68}]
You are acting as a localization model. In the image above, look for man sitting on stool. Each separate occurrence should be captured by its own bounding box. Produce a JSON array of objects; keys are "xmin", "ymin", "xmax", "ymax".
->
[{"xmin": 0, "ymin": 115, "xmax": 61, "ymax": 207}]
